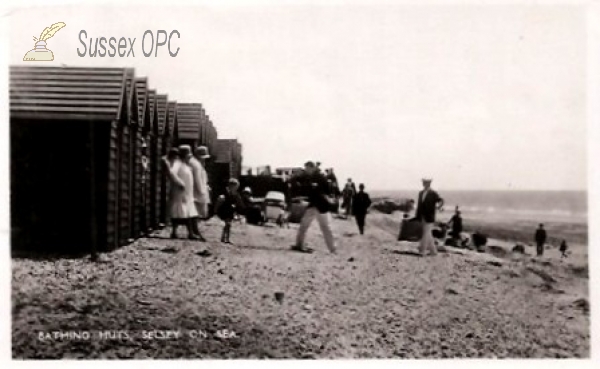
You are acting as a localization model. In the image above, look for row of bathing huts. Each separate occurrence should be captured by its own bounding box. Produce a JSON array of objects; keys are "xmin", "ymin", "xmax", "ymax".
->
[{"xmin": 10, "ymin": 66, "xmax": 243, "ymax": 254}]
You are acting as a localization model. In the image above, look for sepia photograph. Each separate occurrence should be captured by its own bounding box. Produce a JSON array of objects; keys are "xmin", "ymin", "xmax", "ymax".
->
[{"xmin": 3, "ymin": 0, "xmax": 596, "ymax": 361}]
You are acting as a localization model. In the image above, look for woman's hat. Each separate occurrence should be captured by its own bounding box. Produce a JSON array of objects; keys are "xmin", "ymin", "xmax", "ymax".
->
[
  {"xmin": 178, "ymin": 145, "xmax": 192, "ymax": 157},
  {"xmin": 242, "ymin": 187, "xmax": 252, "ymax": 194},
  {"xmin": 195, "ymin": 146, "xmax": 211, "ymax": 159},
  {"xmin": 228, "ymin": 178, "xmax": 240, "ymax": 186}
]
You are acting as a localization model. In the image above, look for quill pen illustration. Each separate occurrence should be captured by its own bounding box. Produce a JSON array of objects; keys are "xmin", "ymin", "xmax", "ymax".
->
[{"xmin": 39, "ymin": 22, "xmax": 66, "ymax": 41}]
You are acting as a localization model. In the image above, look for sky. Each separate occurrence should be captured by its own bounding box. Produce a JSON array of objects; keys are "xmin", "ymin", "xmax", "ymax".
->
[{"xmin": 7, "ymin": 3, "xmax": 588, "ymax": 191}]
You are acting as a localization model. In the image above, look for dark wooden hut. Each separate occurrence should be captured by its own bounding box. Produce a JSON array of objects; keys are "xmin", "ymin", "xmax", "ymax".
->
[
  {"xmin": 176, "ymin": 103, "xmax": 202, "ymax": 148},
  {"xmin": 10, "ymin": 66, "xmax": 134, "ymax": 253}
]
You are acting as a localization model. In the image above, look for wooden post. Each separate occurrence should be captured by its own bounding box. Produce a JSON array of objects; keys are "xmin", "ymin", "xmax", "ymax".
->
[{"xmin": 89, "ymin": 121, "xmax": 98, "ymax": 261}]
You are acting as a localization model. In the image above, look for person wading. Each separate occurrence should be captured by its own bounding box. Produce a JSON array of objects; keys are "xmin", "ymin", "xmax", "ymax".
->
[
  {"xmin": 292, "ymin": 161, "xmax": 337, "ymax": 254},
  {"xmin": 415, "ymin": 177, "xmax": 444, "ymax": 257},
  {"xmin": 352, "ymin": 183, "xmax": 372, "ymax": 235}
]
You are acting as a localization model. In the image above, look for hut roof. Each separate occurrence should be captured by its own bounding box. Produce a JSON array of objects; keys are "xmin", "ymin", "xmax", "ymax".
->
[
  {"xmin": 176, "ymin": 103, "xmax": 204, "ymax": 140},
  {"xmin": 166, "ymin": 101, "xmax": 178, "ymax": 137},
  {"xmin": 124, "ymin": 69, "xmax": 139, "ymax": 126},
  {"xmin": 147, "ymin": 89, "xmax": 157, "ymax": 134},
  {"xmin": 135, "ymin": 78, "xmax": 148, "ymax": 130},
  {"xmin": 10, "ymin": 66, "xmax": 127, "ymax": 121},
  {"xmin": 155, "ymin": 94, "xmax": 168, "ymax": 135}
]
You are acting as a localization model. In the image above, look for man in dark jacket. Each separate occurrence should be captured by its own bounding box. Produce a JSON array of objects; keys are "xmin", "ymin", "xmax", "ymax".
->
[
  {"xmin": 447, "ymin": 209, "xmax": 463, "ymax": 239},
  {"xmin": 292, "ymin": 161, "xmax": 336, "ymax": 254},
  {"xmin": 415, "ymin": 177, "xmax": 444, "ymax": 256},
  {"xmin": 535, "ymin": 224, "xmax": 547, "ymax": 256},
  {"xmin": 352, "ymin": 183, "xmax": 372, "ymax": 235}
]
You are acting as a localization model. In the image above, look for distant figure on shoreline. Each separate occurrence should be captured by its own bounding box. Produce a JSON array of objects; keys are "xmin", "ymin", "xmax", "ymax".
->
[
  {"xmin": 560, "ymin": 239, "xmax": 568, "ymax": 259},
  {"xmin": 535, "ymin": 223, "xmax": 547, "ymax": 256},
  {"xmin": 292, "ymin": 161, "xmax": 337, "ymax": 254},
  {"xmin": 415, "ymin": 177, "xmax": 444, "ymax": 257},
  {"xmin": 447, "ymin": 209, "xmax": 463, "ymax": 239},
  {"xmin": 352, "ymin": 183, "xmax": 372, "ymax": 235},
  {"xmin": 341, "ymin": 179, "xmax": 356, "ymax": 219}
]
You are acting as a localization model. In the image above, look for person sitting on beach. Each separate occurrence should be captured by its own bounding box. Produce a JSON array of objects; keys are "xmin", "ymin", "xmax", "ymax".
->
[
  {"xmin": 560, "ymin": 239, "xmax": 568, "ymax": 259},
  {"xmin": 447, "ymin": 209, "xmax": 463, "ymax": 239},
  {"xmin": 215, "ymin": 178, "xmax": 245, "ymax": 244},
  {"xmin": 535, "ymin": 224, "xmax": 547, "ymax": 257}
]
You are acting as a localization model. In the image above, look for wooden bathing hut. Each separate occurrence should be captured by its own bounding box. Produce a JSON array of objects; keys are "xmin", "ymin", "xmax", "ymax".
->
[
  {"xmin": 145, "ymin": 89, "xmax": 158, "ymax": 232},
  {"xmin": 155, "ymin": 94, "xmax": 168, "ymax": 227},
  {"xmin": 10, "ymin": 66, "xmax": 136, "ymax": 253},
  {"xmin": 118, "ymin": 69, "xmax": 138, "ymax": 246},
  {"xmin": 159, "ymin": 101, "xmax": 179, "ymax": 224},
  {"xmin": 176, "ymin": 103, "xmax": 202, "ymax": 149},
  {"xmin": 134, "ymin": 77, "xmax": 151, "ymax": 236}
]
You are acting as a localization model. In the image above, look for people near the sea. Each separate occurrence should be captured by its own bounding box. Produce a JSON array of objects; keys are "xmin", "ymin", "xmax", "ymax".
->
[
  {"xmin": 415, "ymin": 177, "xmax": 444, "ymax": 256},
  {"xmin": 535, "ymin": 223, "xmax": 547, "ymax": 256},
  {"xmin": 162, "ymin": 146, "xmax": 200, "ymax": 240},
  {"xmin": 341, "ymin": 179, "xmax": 356, "ymax": 219},
  {"xmin": 292, "ymin": 161, "xmax": 337, "ymax": 254},
  {"xmin": 472, "ymin": 231, "xmax": 488, "ymax": 251},
  {"xmin": 447, "ymin": 209, "xmax": 463, "ymax": 239},
  {"xmin": 215, "ymin": 178, "xmax": 245, "ymax": 244},
  {"xmin": 188, "ymin": 146, "xmax": 211, "ymax": 241},
  {"xmin": 352, "ymin": 183, "xmax": 372, "ymax": 235},
  {"xmin": 560, "ymin": 239, "xmax": 568, "ymax": 258}
]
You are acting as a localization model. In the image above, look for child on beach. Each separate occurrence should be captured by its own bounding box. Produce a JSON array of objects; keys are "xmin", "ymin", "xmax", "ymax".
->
[
  {"xmin": 560, "ymin": 239, "xmax": 568, "ymax": 258},
  {"xmin": 215, "ymin": 178, "xmax": 245, "ymax": 244}
]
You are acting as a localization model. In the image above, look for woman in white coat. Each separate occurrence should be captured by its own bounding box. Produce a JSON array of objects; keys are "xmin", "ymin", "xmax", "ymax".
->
[{"xmin": 163, "ymin": 147, "xmax": 199, "ymax": 239}]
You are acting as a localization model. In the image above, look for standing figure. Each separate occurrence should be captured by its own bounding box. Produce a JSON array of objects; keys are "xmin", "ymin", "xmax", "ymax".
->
[
  {"xmin": 352, "ymin": 184, "xmax": 372, "ymax": 235},
  {"xmin": 292, "ymin": 161, "xmax": 337, "ymax": 254},
  {"xmin": 415, "ymin": 177, "xmax": 444, "ymax": 256},
  {"xmin": 215, "ymin": 178, "xmax": 245, "ymax": 244},
  {"xmin": 341, "ymin": 179, "xmax": 356, "ymax": 219},
  {"xmin": 559, "ymin": 239, "xmax": 568, "ymax": 258},
  {"xmin": 535, "ymin": 223, "xmax": 547, "ymax": 256},
  {"xmin": 188, "ymin": 146, "xmax": 211, "ymax": 241},
  {"xmin": 162, "ymin": 147, "xmax": 198, "ymax": 240},
  {"xmin": 447, "ymin": 209, "xmax": 463, "ymax": 239}
]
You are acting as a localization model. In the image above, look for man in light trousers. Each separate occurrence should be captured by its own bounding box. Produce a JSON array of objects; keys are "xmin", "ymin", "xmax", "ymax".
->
[
  {"xmin": 415, "ymin": 177, "xmax": 444, "ymax": 256},
  {"xmin": 292, "ymin": 161, "xmax": 336, "ymax": 254}
]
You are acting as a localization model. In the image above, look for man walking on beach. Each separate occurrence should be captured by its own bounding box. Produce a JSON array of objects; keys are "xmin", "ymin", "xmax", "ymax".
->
[
  {"xmin": 415, "ymin": 177, "xmax": 444, "ymax": 256},
  {"xmin": 292, "ymin": 161, "xmax": 337, "ymax": 254},
  {"xmin": 535, "ymin": 224, "xmax": 547, "ymax": 256},
  {"xmin": 352, "ymin": 183, "xmax": 372, "ymax": 235}
]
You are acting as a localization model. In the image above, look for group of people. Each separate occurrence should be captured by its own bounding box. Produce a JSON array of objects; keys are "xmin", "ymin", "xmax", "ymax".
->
[
  {"xmin": 161, "ymin": 153, "xmax": 570, "ymax": 259},
  {"xmin": 162, "ymin": 145, "xmax": 211, "ymax": 241},
  {"xmin": 162, "ymin": 144, "xmax": 247, "ymax": 245}
]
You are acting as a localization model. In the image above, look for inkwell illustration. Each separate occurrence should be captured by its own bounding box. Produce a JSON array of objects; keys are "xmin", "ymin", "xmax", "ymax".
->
[{"xmin": 23, "ymin": 22, "xmax": 66, "ymax": 61}]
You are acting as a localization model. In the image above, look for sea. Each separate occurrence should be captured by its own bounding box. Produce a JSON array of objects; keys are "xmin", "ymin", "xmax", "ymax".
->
[{"xmin": 370, "ymin": 190, "xmax": 588, "ymax": 224}]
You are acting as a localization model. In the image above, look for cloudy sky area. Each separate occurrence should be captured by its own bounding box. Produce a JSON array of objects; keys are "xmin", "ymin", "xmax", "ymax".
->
[{"xmin": 9, "ymin": 4, "xmax": 587, "ymax": 191}]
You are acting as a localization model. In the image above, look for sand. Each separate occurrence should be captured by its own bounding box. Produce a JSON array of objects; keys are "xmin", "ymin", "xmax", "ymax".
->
[{"xmin": 12, "ymin": 212, "xmax": 589, "ymax": 358}]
